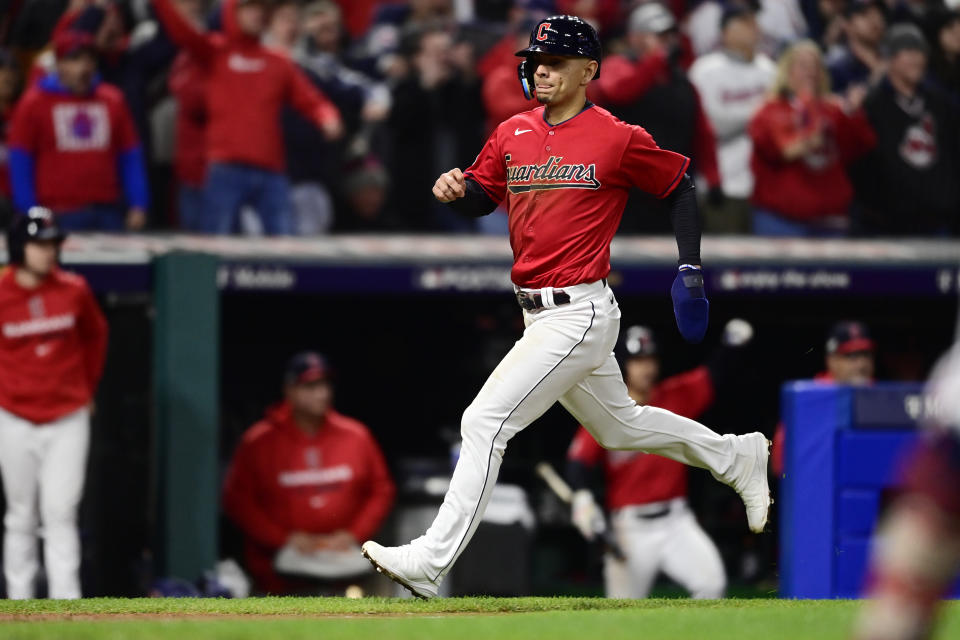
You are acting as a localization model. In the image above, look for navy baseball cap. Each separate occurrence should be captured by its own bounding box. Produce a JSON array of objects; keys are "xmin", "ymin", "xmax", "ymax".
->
[
  {"xmin": 284, "ymin": 351, "xmax": 331, "ymax": 385},
  {"xmin": 826, "ymin": 321, "xmax": 875, "ymax": 355}
]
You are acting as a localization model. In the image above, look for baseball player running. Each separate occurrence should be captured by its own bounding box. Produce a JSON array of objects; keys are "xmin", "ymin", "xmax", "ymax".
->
[
  {"xmin": 567, "ymin": 321, "xmax": 754, "ymax": 599},
  {"xmin": 0, "ymin": 207, "xmax": 108, "ymax": 599},
  {"xmin": 362, "ymin": 15, "xmax": 770, "ymax": 599}
]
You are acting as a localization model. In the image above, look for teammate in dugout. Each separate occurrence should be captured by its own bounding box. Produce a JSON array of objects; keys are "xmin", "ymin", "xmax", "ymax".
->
[
  {"xmin": 361, "ymin": 15, "xmax": 772, "ymax": 599},
  {"xmin": 0, "ymin": 207, "xmax": 108, "ymax": 599},
  {"xmin": 566, "ymin": 319, "xmax": 755, "ymax": 599},
  {"xmin": 771, "ymin": 320, "xmax": 876, "ymax": 476},
  {"xmin": 222, "ymin": 352, "xmax": 395, "ymax": 595}
]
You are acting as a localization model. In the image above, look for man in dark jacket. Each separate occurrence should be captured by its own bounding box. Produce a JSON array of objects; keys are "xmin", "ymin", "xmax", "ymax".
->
[{"xmin": 852, "ymin": 23, "xmax": 960, "ymax": 236}]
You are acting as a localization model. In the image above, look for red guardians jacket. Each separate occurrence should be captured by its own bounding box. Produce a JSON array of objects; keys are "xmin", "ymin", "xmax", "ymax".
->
[{"xmin": 223, "ymin": 402, "xmax": 395, "ymax": 591}]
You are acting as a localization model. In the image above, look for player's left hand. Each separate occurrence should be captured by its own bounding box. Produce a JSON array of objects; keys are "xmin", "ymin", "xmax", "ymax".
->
[{"xmin": 672, "ymin": 265, "xmax": 709, "ymax": 343}]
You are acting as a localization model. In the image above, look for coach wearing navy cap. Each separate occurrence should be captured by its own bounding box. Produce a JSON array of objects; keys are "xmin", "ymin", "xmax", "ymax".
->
[
  {"xmin": 772, "ymin": 321, "xmax": 876, "ymax": 474},
  {"xmin": 823, "ymin": 320, "xmax": 875, "ymax": 385},
  {"xmin": 222, "ymin": 351, "xmax": 395, "ymax": 594}
]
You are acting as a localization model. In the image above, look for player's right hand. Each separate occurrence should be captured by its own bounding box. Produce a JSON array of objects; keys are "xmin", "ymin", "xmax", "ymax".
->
[
  {"xmin": 433, "ymin": 168, "xmax": 466, "ymax": 203},
  {"xmin": 571, "ymin": 489, "xmax": 606, "ymax": 541}
]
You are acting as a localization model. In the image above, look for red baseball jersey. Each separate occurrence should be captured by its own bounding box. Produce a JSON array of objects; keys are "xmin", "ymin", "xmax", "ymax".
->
[
  {"xmin": 464, "ymin": 104, "xmax": 689, "ymax": 288},
  {"xmin": 567, "ymin": 365, "xmax": 715, "ymax": 509},
  {"xmin": 0, "ymin": 267, "xmax": 108, "ymax": 424},
  {"xmin": 222, "ymin": 402, "xmax": 395, "ymax": 592},
  {"xmin": 8, "ymin": 81, "xmax": 140, "ymax": 212}
]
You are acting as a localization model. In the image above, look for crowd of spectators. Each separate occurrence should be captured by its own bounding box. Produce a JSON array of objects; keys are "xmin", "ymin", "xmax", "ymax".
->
[{"xmin": 0, "ymin": 0, "xmax": 958, "ymax": 236}]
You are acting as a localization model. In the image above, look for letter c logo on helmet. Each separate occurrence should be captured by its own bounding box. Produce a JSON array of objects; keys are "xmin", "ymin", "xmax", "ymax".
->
[{"xmin": 515, "ymin": 15, "xmax": 602, "ymax": 99}]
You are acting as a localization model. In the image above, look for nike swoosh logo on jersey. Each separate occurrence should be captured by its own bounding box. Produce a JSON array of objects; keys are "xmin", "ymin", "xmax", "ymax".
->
[{"xmin": 514, "ymin": 128, "xmax": 533, "ymax": 136}]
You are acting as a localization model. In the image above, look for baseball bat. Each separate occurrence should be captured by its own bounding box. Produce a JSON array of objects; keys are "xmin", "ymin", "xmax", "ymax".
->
[{"xmin": 534, "ymin": 462, "xmax": 626, "ymax": 561}]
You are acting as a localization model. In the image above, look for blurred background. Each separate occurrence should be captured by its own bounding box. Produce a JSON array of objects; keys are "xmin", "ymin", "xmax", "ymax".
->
[{"xmin": 0, "ymin": 0, "xmax": 958, "ymax": 601}]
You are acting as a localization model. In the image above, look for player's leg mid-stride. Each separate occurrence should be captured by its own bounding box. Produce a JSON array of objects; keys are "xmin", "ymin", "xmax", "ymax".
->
[
  {"xmin": 362, "ymin": 283, "xmax": 771, "ymax": 599},
  {"xmin": 362, "ymin": 15, "xmax": 771, "ymax": 599}
]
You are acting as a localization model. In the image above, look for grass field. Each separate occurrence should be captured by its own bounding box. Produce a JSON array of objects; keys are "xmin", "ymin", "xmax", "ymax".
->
[{"xmin": 1, "ymin": 597, "xmax": 958, "ymax": 640}]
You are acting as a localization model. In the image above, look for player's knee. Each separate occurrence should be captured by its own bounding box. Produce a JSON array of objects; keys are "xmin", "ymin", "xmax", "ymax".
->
[
  {"xmin": 592, "ymin": 430, "xmax": 629, "ymax": 450},
  {"xmin": 4, "ymin": 509, "xmax": 39, "ymax": 534},
  {"xmin": 40, "ymin": 503, "xmax": 78, "ymax": 529},
  {"xmin": 460, "ymin": 403, "xmax": 482, "ymax": 435}
]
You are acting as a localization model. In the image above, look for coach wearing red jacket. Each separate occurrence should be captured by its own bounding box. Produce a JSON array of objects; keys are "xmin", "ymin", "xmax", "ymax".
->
[
  {"xmin": 151, "ymin": 0, "xmax": 343, "ymax": 235},
  {"xmin": 223, "ymin": 352, "xmax": 395, "ymax": 594}
]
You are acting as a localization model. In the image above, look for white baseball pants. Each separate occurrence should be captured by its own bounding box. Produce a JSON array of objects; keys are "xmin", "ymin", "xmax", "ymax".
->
[
  {"xmin": 0, "ymin": 406, "xmax": 90, "ymax": 599},
  {"xmin": 414, "ymin": 280, "xmax": 748, "ymax": 582},
  {"xmin": 604, "ymin": 498, "xmax": 726, "ymax": 599}
]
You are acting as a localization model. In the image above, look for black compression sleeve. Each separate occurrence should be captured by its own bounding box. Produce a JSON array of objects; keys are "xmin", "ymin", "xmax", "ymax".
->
[
  {"xmin": 446, "ymin": 178, "xmax": 499, "ymax": 218},
  {"xmin": 667, "ymin": 174, "xmax": 702, "ymax": 266}
]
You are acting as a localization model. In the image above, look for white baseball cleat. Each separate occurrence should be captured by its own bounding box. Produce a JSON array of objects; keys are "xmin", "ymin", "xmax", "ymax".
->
[
  {"xmin": 361, "ymin": 541, "xmax": 440, "ymax": 599},
  {"xmin": 717, "ymin": 432, "xmax": 772, "ymax": 533}
]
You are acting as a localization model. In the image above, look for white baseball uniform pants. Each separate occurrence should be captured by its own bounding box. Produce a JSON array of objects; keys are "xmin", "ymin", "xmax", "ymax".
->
[
  {"xmin": 413, "ymin": 280, "xmax": 750, "ymax": 583},
  {"xmin": 0, "ymin": 406, "xmax": 90, "ymax": 599},
  {"xmin": 604, "ymin": 498, "xmax": 726, "ymax": 599}
]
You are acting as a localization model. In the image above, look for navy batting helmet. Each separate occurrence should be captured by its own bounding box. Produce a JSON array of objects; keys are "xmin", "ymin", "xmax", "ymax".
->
[
  {"xmin": 6, "ymin": 207, "xmax": 67, "ymax": 265},
  {"xmin": 516, "ymin": 15, "xmax": 602, "ymax": 98},
  {"xmin": 615, "ymin": 325, "xmax": 658, "ymax": 363}
]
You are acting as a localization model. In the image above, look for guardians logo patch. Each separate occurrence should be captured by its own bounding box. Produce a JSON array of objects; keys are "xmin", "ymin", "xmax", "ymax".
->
[{"xmin": 505, "ymin": 154, "xmax": 601, "ymax": 194}]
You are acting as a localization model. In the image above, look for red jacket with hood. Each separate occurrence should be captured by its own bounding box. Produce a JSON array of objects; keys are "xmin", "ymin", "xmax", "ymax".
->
[{"xmin": 151, "ymin": 0, "xmax": 341, "ymax": 172}]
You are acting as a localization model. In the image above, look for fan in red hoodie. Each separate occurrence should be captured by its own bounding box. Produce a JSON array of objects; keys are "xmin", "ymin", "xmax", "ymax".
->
[
  {"xmin": 566, "ymin": 319, "xmax": 755, "ymax": 599},
  {"xmin": 748, "ymin": 40, "xmax": 876, "ymax": 236},
  {"xmin": 222, "ymin": 352, "xmax": 395, "ymax": 595},
  {"xmin": 8, "ymin": 31, "xmax": 149, "ymax": 231},
  {"xmin": 0, "ymin": 208, "xmax": 108, "ymax": 600},
  {"xmin": 151, "ymin": 0, "xmax": 343, "ymax": 235}
]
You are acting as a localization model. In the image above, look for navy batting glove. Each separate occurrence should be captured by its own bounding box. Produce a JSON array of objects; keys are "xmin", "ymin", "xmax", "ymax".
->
[{"xmin": 671, "ymin": 265, "xmax": 709, "ymax": 343}]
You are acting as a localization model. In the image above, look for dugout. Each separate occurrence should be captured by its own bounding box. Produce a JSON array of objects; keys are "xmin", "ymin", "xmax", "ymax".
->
[{"xmin": 0, "ymin": 235, "xmax": 957, "ymax": 596}]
